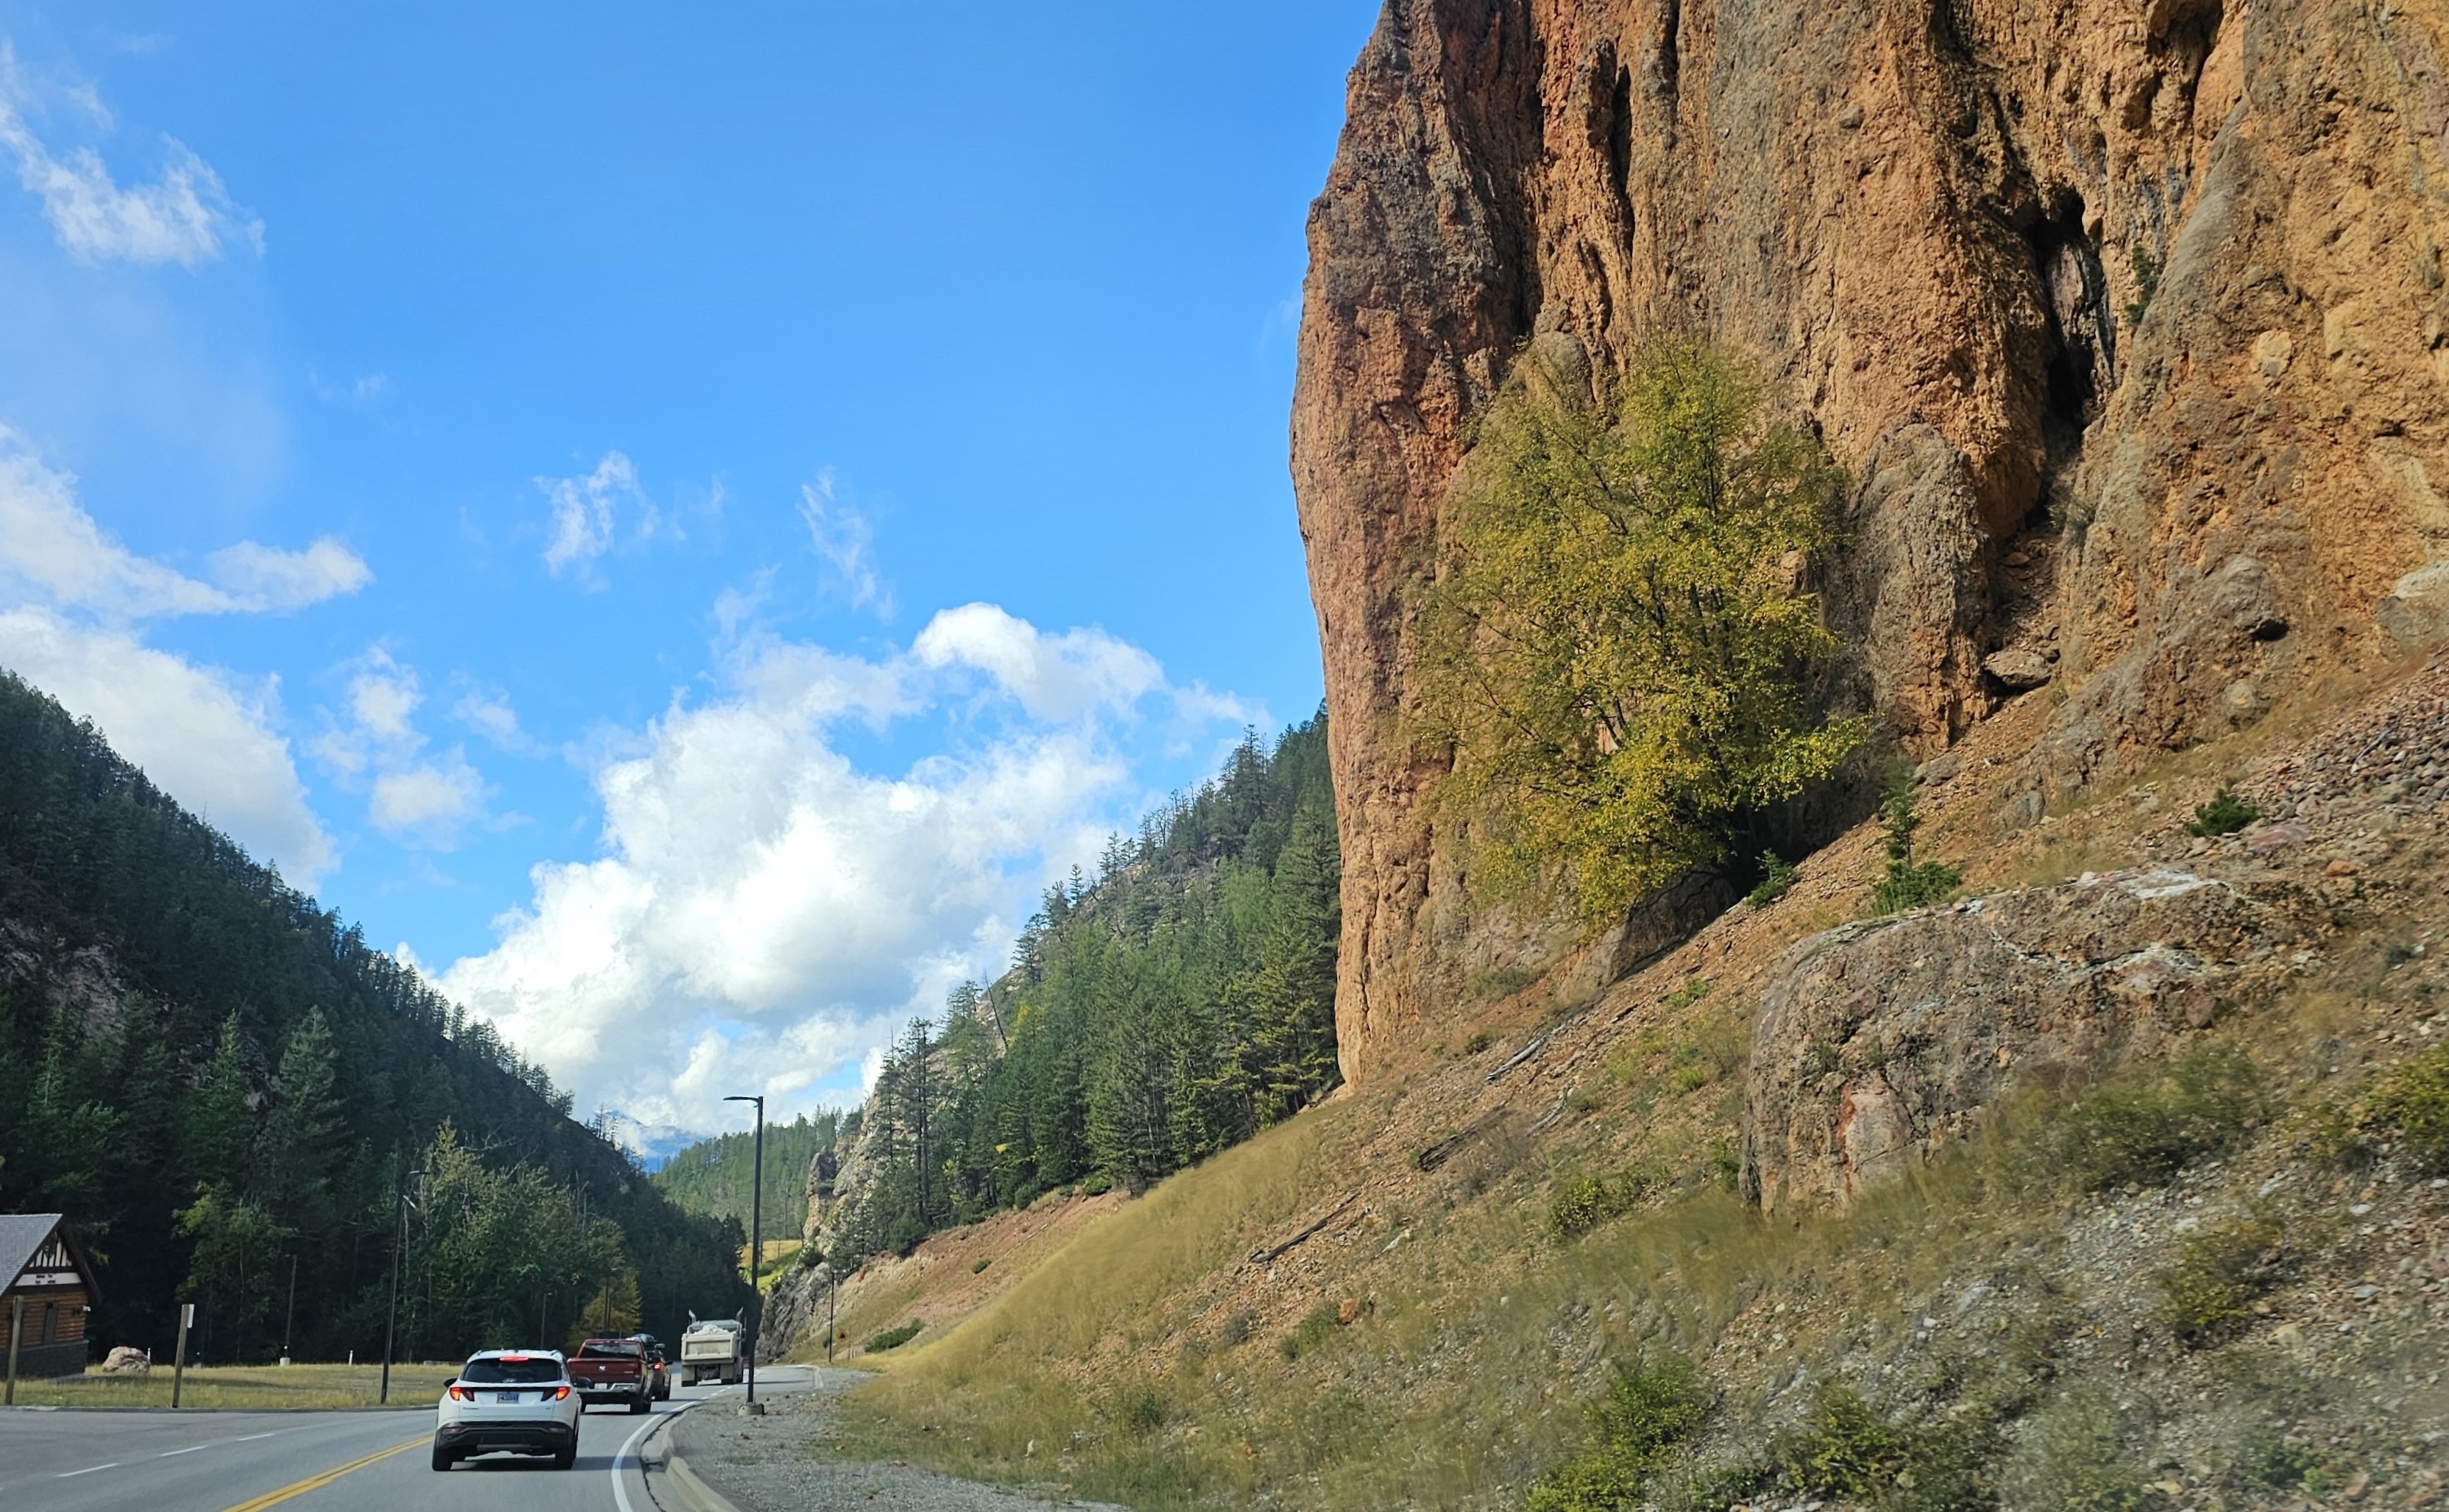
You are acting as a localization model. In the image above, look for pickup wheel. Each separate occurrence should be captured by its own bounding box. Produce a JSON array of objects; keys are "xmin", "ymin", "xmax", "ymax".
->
[{"xmin": 629, "ymin": 1391, "xmax": 649, "ymax": 1414}]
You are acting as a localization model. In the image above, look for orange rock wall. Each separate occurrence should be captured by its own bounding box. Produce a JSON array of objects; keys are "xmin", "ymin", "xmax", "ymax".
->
[{"xmin": 1294, "ymin": 0, "xmax": 2449, "ymax": 1081}]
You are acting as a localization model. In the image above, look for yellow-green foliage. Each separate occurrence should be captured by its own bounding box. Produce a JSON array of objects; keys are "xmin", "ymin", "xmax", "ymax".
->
[
  {"xmin": 1421, "ymin": 338, "xmax": 1863, "ymax": 923},
  {"xmin": 2050, "ymin": 1044, "xmax": 2264, "ymax": 1191},
  {"xmin": 2000, "ymin": 1390, "xmax": 2160, "ymax": 1512},
  {"xmin": 2157, "ymin": 1216, "xmax": 2291, "ymax": 1346},
  {"xmin": 1548, "ymin": 1168, "xmax": 1656, "ymax": 1240},
  {"xmin": 1777, "ymin": 1384, "xmax": 2002, "ymax": 1512},
  {"xmin": 1524, "ymin": 1354, "xmax": 1715, "ymax": 1512},
  {"xmin": 2367, "ymin": 1045, "xmax": 2449, "ymax": 1175}
]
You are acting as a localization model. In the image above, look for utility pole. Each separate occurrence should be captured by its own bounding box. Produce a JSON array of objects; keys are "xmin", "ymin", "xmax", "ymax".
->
[
  {"xmin": 910, "ymin": 1019, "xmax": 931, "ymax": 1227},
  {"xmin": 723, "ymin": 1093, "xmax": 765, "ymax": 1408},
  {"xmin": 380, "ymin": 1167, "xmax": 425, "ymax": 1405},
  {"xmin": 4, "ymin": 1294, "xmax": 22, "ymax": 1405},
  {"xmin": 170, "ymin": 1302, "xmax": 193, "ymax": 1409},
  {"xmin": 281, "ymin": 1254, "xmax": 298, "ymax": 1366}
]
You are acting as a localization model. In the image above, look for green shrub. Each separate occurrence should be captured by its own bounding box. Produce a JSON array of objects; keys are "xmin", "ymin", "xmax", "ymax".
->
[
  {"xmin": 2241, "ymin": 1439, "xmax": 2334, "ymax": 1496},
  {"xmin": 1464, "ymin": 1030, "xmax": 1497, "ymax": 1055},
  {"xmin": 2185, "ymin": 786, "xmax": 2259, "ymax": 838},
  {"xmin": 2124, "ymin": 246, "xmax": 2161, "ymax": 330},
  {"xmin": 2053, "ymin": 1044, "xmax": 2264, "ymax": 1191},
  {"xmin": 1081, "ymin": 1172, "xmax": 1113, "ymax": 1197},
  {"xmin": 1525, "ymin": 1354, "xmax": 1715, "ymax": 1512},
  {"xmin": 2367, "ymin": 1046, "xmax": 2449, "ymax": 1175},
  {"xmin": 1216, "ymin": 1307, "xmax": 1252, "ymax": 1347},
  {"xmin": 862, "ymin": 1321, "xmax": 922, "ymax": 1353},
  {"xmin": 1871, "ymin": 771, "xmax": 1960, "ymax": 915},
  {"xmin": 971, "ymin": 1258, "xmax": 990, "ymax": 1274},
  {"xmin": 1277, "ymin": 1300, "xmax": 1343, "ymax": 1361},
  {"xmin": 1548, "ymin": 1167, "xmax": 1662, "ymax": 1240},
  {"xmin": 2159, "ymin": 1217, "xmax": 2291, "ymax": 1346},
  {"xmin": 1115, "ymin": 1385, "xmax": 1169, "ymax": 1435},
  {"xmin": 1747, "ymin": 852, "xmax": 1801, "ymax": 907},
  {"xmin": 2000, "ymin": 1389, "xmax": 2159, "ymax": 1512},
  {"xmin": 1777, "ymin": 1385, "xmax": 2002, "ymax": 1512}
]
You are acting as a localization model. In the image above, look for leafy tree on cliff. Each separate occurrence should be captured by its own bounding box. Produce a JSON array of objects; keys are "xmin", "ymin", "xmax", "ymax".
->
[{"xmin": 1422, "ymin": 338, "xmax": 1864, "ymax": 923}]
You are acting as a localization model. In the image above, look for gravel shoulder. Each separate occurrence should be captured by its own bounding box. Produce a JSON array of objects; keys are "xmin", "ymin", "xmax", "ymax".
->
[{"xmin": 668, "ymin": 1370, "xmax": 1126, "ymax": 1511}]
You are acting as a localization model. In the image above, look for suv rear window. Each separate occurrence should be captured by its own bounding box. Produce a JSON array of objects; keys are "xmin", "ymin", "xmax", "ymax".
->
[
  {"xmin": 460, "ymin": 1357, "xmax": 566, "ymax": 1385},
  {"xmin": 578, "ymin": 1341, "xmax": 642, "ymax": 1358}
]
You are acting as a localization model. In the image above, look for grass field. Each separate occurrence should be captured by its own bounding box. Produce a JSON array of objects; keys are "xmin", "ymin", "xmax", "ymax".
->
[{"xmin": 7, "ymin": 1361, "xmax": 458, "ymax": 1410}]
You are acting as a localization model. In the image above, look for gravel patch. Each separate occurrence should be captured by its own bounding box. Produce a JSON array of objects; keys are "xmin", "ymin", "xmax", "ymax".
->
[{"xmin": 667, "ymin": 1370, "xmax": 1125, "ymax": 1511}]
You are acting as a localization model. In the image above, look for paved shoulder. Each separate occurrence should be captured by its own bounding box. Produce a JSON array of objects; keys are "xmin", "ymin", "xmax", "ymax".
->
[{"xmin": 666, "ymin": 1370, "xmax": 1126, "ymax": 1511}]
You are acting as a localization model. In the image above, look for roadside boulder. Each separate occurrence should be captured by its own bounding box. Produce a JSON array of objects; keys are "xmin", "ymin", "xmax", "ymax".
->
[{"xmin": 1742, "ymin": 868, "xmax": 2308, "ymax": 1216}]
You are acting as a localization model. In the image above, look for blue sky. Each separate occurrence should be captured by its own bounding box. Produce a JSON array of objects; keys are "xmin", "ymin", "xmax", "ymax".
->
[{"xmin": 0, "ymin": 2, "xmax": 1375, "ymax": 1136}]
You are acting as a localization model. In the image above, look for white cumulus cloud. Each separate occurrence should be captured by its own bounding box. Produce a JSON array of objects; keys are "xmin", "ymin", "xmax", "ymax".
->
[
  {"xmin": 438, "ymin": 603, "xmax": 1243, "ymax": 1129},
  {"xmin": 914, "ymin": 602, "xmax": 1164, "ymax": 721},
  {"xmin": 0, "ymin": 47, "xmax": 260, "ymax": 266},
  {"xmin": 0, "ymin": 607, "xmax": 334, "ymax": 881},
  {"xmin": 0, "ymin": 431, "xmax": 361, "ymax": 884}
]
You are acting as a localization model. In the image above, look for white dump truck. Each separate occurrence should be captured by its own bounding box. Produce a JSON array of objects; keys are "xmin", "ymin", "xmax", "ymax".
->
[{"xmin": 678, "ymin": 1316, "xmax": 745, "ymax": 1386}]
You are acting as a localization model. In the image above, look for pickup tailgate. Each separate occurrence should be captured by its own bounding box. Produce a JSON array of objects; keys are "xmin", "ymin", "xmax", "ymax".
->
[{"xmin": 567, "ymin": 1357, "xmax": 640, "ymax": 1390}]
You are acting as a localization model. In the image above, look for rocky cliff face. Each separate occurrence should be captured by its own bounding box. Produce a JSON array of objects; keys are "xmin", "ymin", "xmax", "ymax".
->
[{"xmin": 1295, "ymin": 0, "xmax": 2449, "ymax": 1079}]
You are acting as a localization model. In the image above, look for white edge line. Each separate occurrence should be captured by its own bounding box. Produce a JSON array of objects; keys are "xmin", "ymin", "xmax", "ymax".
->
[{"xmin": 610, "ymin": 1402, "xmax": 673, "ymax": 1512}]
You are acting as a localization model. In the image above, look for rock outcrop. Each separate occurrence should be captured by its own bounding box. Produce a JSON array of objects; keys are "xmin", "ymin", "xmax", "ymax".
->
[
  {"xmin": 1746, "ymin": 651, "xmax": 2449, "ymax": 1215},
  {"xmin": 1739, "ymin": 867, "xmax": 2300, "ymax": 1215},
  {"xmin": 1295, "ymin": 0, "xmax": 2449, "ymax": 1078}
]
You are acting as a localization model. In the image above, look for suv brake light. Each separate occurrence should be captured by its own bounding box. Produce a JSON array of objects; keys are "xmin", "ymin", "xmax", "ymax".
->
[
  {"xmin": 448, "ymin": 1385, "xmax": 475, "ymax": 1401},
  {"xmin": 553, "ymin": 1384, "xmax": 571, "ymax": 1400}
]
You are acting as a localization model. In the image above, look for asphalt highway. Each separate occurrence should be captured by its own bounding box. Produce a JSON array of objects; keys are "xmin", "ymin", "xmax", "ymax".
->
[{"xmin": 0, "ymin": 1366, "xmax": 819, "ymax": 1512}]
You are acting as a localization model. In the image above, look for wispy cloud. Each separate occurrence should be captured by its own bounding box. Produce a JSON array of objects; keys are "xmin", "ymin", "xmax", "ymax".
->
[
  {"xmin": 0, "ymin": 426, "xmax": 367, "ymax": 620},
  {"xmin": 0, "ymin": 45, "xmax": 260, "ymax": 267},
  {"xmin": 312, "ymin": 647, "xmax": 492, "ymax": 849},
  {"xmin": 799, "ymin": 471, "xmax": 893, "ymax": 616},
  {"xmin": 310, "ymin": 370, "xmax": 389, "ymax": 408},
  {"xmin": 450, "ymin": 682, "xmax": 544, "ymax": 756},
  {"xmin": 538, "ymin": 451, "xmax": 720, "ymax": 586}
]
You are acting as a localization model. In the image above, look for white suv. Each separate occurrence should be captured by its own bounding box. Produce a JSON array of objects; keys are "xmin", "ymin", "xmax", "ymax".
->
[{"xmin": 433, "ymin": 1349, "xmax": 582, "ymax": 1470}]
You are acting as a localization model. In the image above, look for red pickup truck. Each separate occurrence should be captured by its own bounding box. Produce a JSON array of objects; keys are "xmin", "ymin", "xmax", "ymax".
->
[{"xmin": 566, "ymin": 1337, "xmax": 652, "ymax": 1413}]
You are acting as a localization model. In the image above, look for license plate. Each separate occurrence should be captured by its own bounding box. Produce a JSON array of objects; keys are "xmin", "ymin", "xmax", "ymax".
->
[{"xmin": 496, "ymin": 1391, "xmax": 520, "ymax": 1403}]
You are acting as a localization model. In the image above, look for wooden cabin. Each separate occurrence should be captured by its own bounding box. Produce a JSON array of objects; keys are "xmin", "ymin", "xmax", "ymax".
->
[{"xmin": 0, "ymin": 1213, "xmax": 101, "ymax": 1381}]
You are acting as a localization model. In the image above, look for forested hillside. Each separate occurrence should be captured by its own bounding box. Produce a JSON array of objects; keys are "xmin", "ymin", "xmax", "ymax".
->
[
  {"xmin": 0, "ymin": 671, "xmax": 747, "ymax": 1363},
  {"xmin": 653, "ymin": 1111, "xmax": 843, "ymax": 1239},
  {"xmin": 822, "ymin": 715, "xmax": 1339, "ymax": 1265}
]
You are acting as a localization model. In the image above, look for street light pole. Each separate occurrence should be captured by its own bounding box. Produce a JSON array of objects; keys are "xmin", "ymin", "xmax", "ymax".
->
[
  {"xmin": 380, "ymin": 1167, "xmax": 424, "ymax": 1406},
  {"xmin": 723, "ymin": 1094, "xmax": 764, "ymax": 1408}
]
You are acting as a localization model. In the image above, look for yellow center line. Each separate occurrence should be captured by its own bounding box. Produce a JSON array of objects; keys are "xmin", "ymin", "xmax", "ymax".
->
[{"xmin": 213, "ymin": 1435, "xmax": 425, "ymax": 1512}]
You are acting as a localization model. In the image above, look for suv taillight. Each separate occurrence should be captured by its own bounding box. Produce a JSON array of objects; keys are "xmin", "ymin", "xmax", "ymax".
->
[
  {"xmin": 448, "ymin": 1385, "xmax": 475, "ymax": 1401},
  {"xmin": 552, "ymin": 1385, "xmax": 571, "ymax": 1400}
]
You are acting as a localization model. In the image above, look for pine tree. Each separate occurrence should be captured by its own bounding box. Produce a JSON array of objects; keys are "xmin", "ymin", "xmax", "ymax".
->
[
  {"xmin": 259, "ymin": 1007, "xmax": 346, "ymax": 1229},
  {"xmin": 185, "ymin": 1014, "xmax": 258, "ymax": 1194}
]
